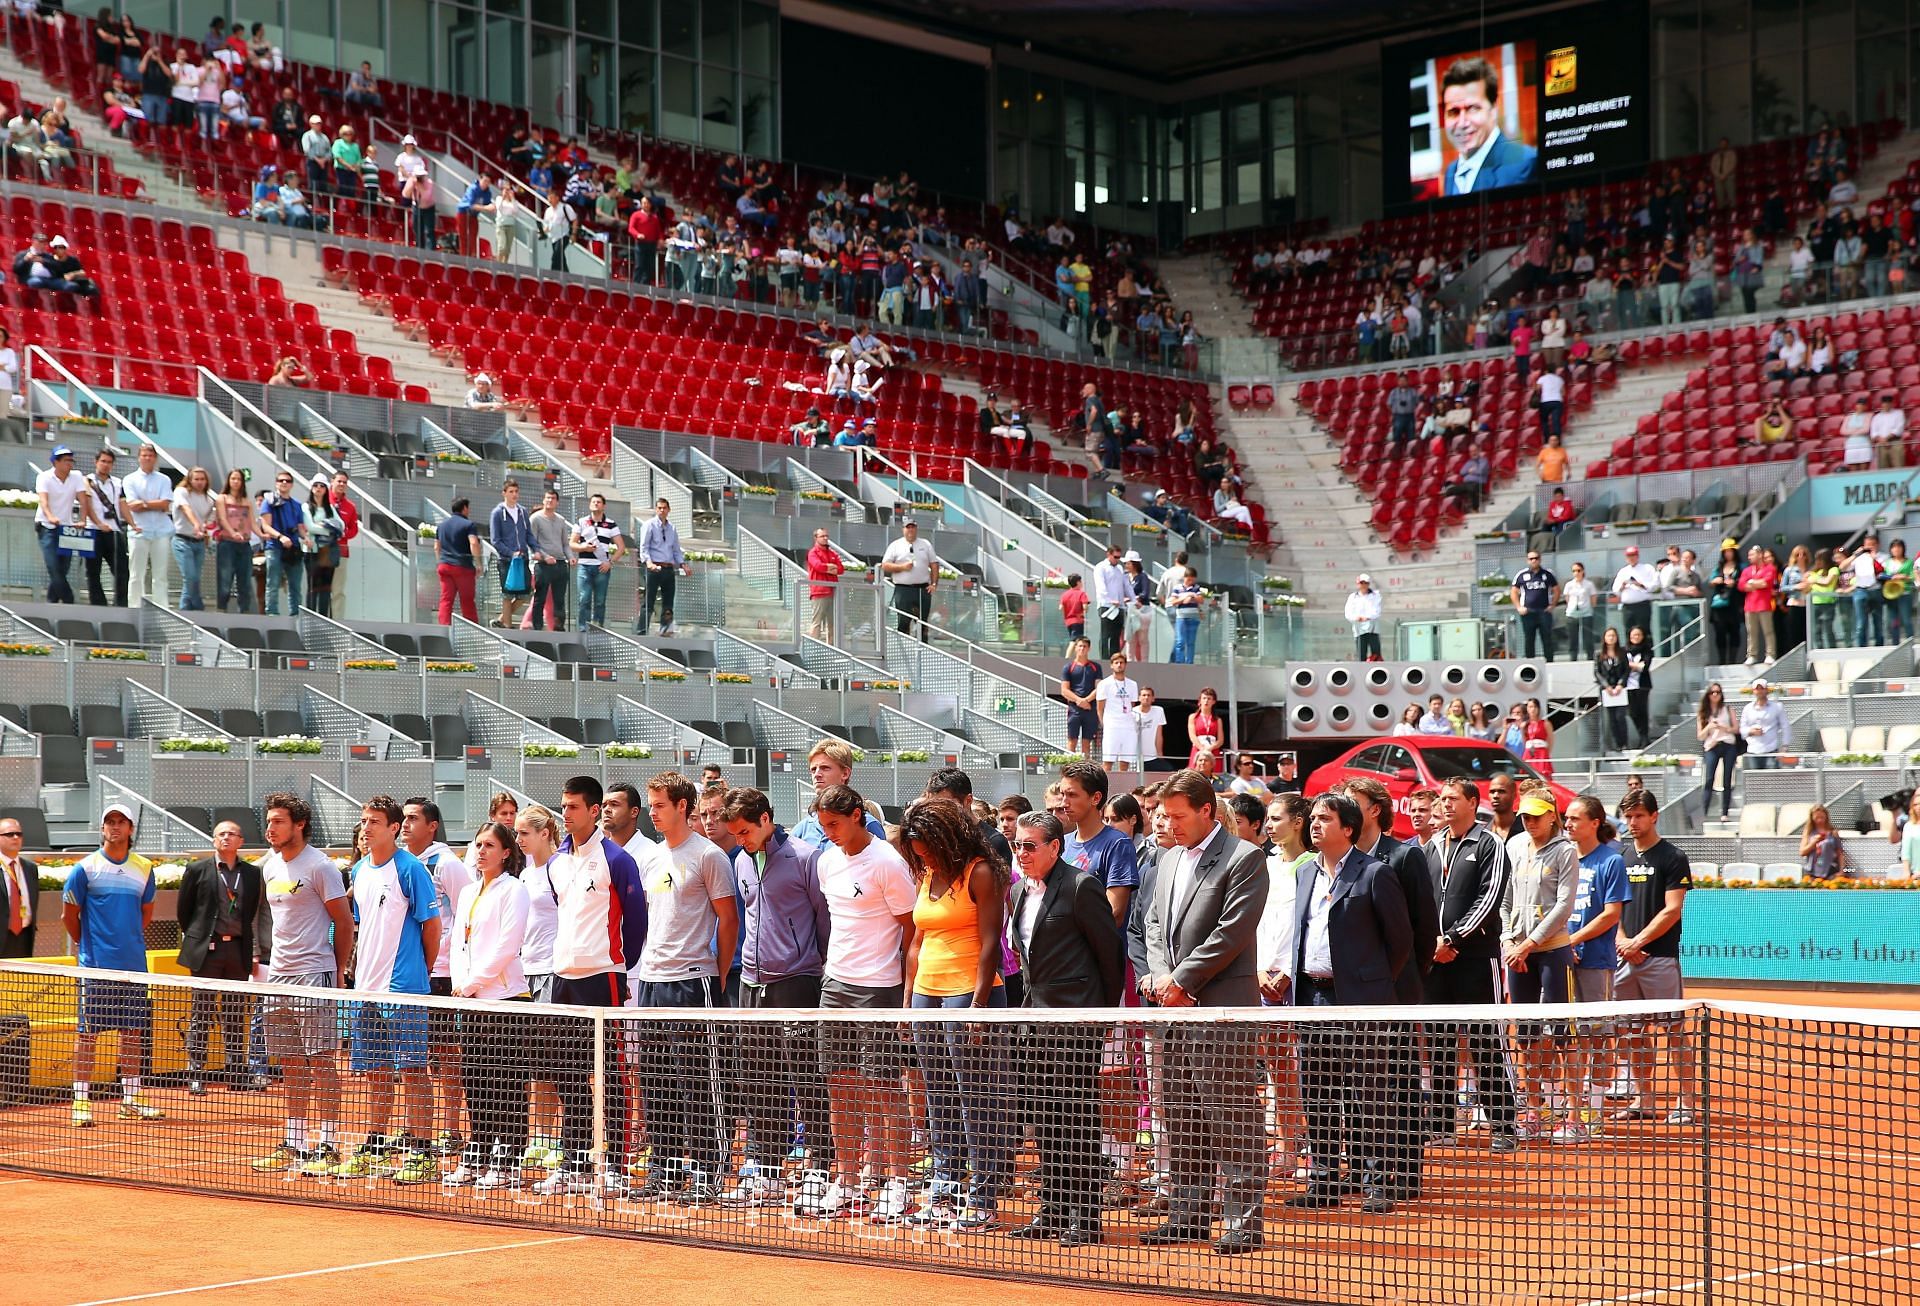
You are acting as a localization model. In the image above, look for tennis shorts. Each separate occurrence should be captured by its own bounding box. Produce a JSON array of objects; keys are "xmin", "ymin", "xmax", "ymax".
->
[
  {"xmin": 349, "ymin": 1001, "xmax": 431, "ymax": 1073},
  {"xmin": 1614, "ymin": 954, "xmax": 1685, "ymax": 1025},
  {"xmin": 264, "ymin": 971, "xmax": 338, "ymax": 1059},
  {"xmin": 817, "ymin": 978, "xmax": 905, "ymax": 1079},
  {"xmin": 77, "ymin": 977, "xmax": 150, "ymax": 1035}
]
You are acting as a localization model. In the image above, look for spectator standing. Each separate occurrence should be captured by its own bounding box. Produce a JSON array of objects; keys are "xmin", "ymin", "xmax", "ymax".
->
[
  {"xmin": 1696, "ymin": 684, "xmax": 1739, "ymax": 819},
  {"xmin": 1091, "ymin": 544, "xmax": 1132, "ymax": 659},
  {"xmin": 1871, "ymin": 394, "xmax": 1908, "ymax": 469},
  {"xmin": 805, "ymin": 526, "xmax": 843, "ymax": 643},
  {"xmin": 1167, "ymin": 564, "xmax": 1203, "ymax": 664},
  {"xmin": 1850, "ymin": 535, "xmax": 1886, "ymax": 646},
  {"xmin": 1510, "ymin": 315, "xmax": 1533, "ymax": 385},
  {"xmin": 627, "ymin": 197, "xmax": 662, "ymax": 285},
  {"xmin": 1709, "ymin": 137, "xmax": 1738, "ymax": 207},
  {"xmin": 1799, "ymin": 806, "xmax": 1847, "ymax": 880},
  {"xmin": 1346, "ymin": 573, "xmax": 1384, "ymax": 660},
  {"xmin": 120, "ymin": 442, "xmax": 174, "ymax": 610},
  {"xmin": 169, "ymin": 466, "xmax": 215, "ymax": 612},
  {"xmin": 1387, "ymin": 375, "xmax": 1419, "ymax": 444},
  {"xmin": 1058, "ymin": 571, "xmax": 1089, "ymax": 650},
  {"xmin": 1561, "ymin": 561, "xmax": 1598, "ymax": 661},
  {"xmin": 83, "ymin": 448, "xmax": 128, "ymax": 608},
  {"xmin": 1562, "ymin": 797, "xmax": 1630, "ymax": 1141},
  {"xmin": 1739, "ymin": 679, "xmax": 1788, "ymax": 771},
  {"xmin": 1532, "ymin": 365, "xmax": 1566, "ymax": 441},
  {"xmin": 1610, "ymin": 791, "xmax": 1696, "ymax": 1126},
  {"xmin": 433, "ymin": 497, "xmax": 481, "ymax": 625},
  {"xmin": 1059, "ymin": 638, "xmax": 1100, "ymax": 758},
  {"xmin": 1623, "ymin": 627, "xmax": 1655, "ymax": 750},
  {"xmin": 33, "ymin": 445, "xmax": 99, "ymax": 605},
  {"xmin": 487, "ymin": 479, "xmax": 531, "ymax": 630},
  {"xmin": 881, "ymin": 517, "xmax": 937, "ymax": 640},
  {"xmin": 1738, "ymin": 544, "xmax": 1779, "ymax": 665},
  {"xmin": 570, "ymin": 493, "xmax": 624, "ymax": 629},
  {"xmin": 211, "ymin": 469, "xmax": 255, "ymax": 613},
  {"xmin": 1611, "ymin": 546, "xmax": 1659, "ymax": 645},
  {"xmin": 525, "ymin": 488, "xmax": 571, "ymax": 631},
  {"xmin": 1095, "ymin": 653, "xmax": 1140, "ymax": 773},
  {"xmin": 1510, "ymin": 550, "xmax": 1560, "ymax": 660},
  {"xmin": 176, "ymin": 820, "xmax": 262, "ymax": 1095},
  {"xmin": 255, "ymin": 469, "xmax": 309, "ymax": 616},
  {"xmin": 304, "ymin": 475, "xmax": 344, "ymax": 618},
  {"xmin": 635, "ymin": 496, "xmax": 689, "ymax": 637},
  {"xmin": 329, "ymin": 124, "xmax": 362, "ymax": 199}
]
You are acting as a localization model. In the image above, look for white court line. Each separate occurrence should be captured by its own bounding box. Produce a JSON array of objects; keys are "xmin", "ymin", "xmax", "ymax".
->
[
  {"xmin": 0, "ymin": 1176, "xmax": 35, "ymax": 1185},
  {"xmin": 1580, "ymin": 1238, "xmax": 1920, "ymax": 1304},
  {"xmin": 1760, "ymin": 1145, "xmax": 1920, "ymax": 1164},
  {"xmin": 65, "ymin": 1235, "xmax": 585, "ymax": 1305}
]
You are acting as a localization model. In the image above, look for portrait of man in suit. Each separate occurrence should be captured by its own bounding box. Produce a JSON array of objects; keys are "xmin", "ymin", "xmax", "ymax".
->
[
  {"xmin": 176, "ymin": 819, "xmax": 264, "ymax": 1093},
  {"xmin": 0, "ymin": 815, "xmax": 37, "ymax": 959},
  {"xmin": 1442, "ymin": 56, "xmax": 1539, "ymax": 195},
  {"xmin": 1138, "ymin": 768, "xmax": 1269, "ymax": 1254}
]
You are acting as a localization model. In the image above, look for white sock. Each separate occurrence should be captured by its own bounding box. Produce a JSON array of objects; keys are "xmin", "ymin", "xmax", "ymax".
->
[
  {"xmin": 319, "ymin": 1121, "xmax": 336, "ymax": 1146},
  {"xmin": 288, "ymin": 1118, "xmax": 307, "ymax": 1150},
  {"xmin": 122, "ymin": 1077, "xmax": 140, "ymax": 1097},
  {"xmin": 72, "ymin": 1081, "xmax": 88, "ymax": 1100}
]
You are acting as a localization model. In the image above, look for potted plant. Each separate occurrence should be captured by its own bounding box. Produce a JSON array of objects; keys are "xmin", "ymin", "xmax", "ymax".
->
[
  {"xmin": 523, "ymin": 742, "xmax": 581, "ymax": 759},
  {"xmin": 0, "ymin": 642, "xmax": 53, "ymax": 657},
  {"xmin": 159, "ymin": 736, "xmax": 231, "ymax": 754},
  {"xmin": 648, "ymin": 668, "xmax": 687, "ymax": 681},
  {"xmin": 0, "ymin": 488, "xmax": 37, "ymax": 510},
  {"xmin": 715, "ymin": 672, "xmax": 752, "ymax": 684},
  {"xmin": 605, "ymin": 743, "xmax": 654, "ymax": 759},
  {"xmin": 742, "ymin": 484, "xmax": 778, "ymax": 497},
  {"xmin": 87, "ymin": 647, "xmax": 148, "ymax": 661},
  {"xmin": 425, "ymin": 660, "xmax": 480, "ymax": 674},
  {"xmin": 255, "ymin": 735, "xmax": 324, "ymax": 755},
  {"xmin": 433, "ymin": 450, "xmax": 481, "ymax": 466},
  {"xmin": 345, "ymin": 657, "xmax": 399, "ymax": 671}
]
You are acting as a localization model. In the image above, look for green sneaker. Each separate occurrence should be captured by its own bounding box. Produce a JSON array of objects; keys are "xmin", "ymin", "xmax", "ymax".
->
[
  {"xmin": 330, "ymin": 1145, "xmax": 382, "ymax": 1179},
  {"xmin": 71, "ymin": 1099, "xmax": 93, "ymax": 1129},
  {"xmin": 520, "ymin": 1141, "xmax": 547, "ymax": 1168},
  {"xmin": 301, "ymin": 1144, "xmax": 340, "ymax": 1178},
  {"xmin": 433, "ymin": 1130, "xmax": 461, "ymax": 1157},
  {"xmin": 392, "ymin": 1150, "xmax": 440, "ymax": 1185},
  {"xmin": 541, "ymin": 1145, "xmax": 567, "ymax": 1168},
  {"xmin": 251, "ymin": 1142, "xmax": 299, "ymax": 1172},
  {"xmin": 118, "ymin": 1094, "xmax": 164, "ymax": 1121}
]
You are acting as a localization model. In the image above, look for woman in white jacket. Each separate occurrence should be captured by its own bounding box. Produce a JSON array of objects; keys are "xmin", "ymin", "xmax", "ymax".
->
[
  {"xmin": 1502, "ymin": 789, "xmax": 1582, "ymax": 1141},
  {"xmin": 447, "ymin": 820, "xmax": 531, "ymax": 1190}
]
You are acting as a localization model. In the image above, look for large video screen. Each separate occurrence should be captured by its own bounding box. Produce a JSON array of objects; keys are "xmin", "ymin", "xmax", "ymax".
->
[{"xmin": 1386, "ymin": 3, "xmax": 1648, "ymax": 207}]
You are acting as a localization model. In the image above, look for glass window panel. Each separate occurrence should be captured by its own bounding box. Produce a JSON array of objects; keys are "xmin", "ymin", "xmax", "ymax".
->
[
  {"xmin": 1754, "ymin": 50, "xmax": 1804, "ymax": 137},
  {"xmin": 1702, "ymin": 0, "xmax": 1751, "ymax": 65},
  {"xmin": 702, "ymin": 66, "xmax": 739, "ymax": 149},
  {"xmin": 286, "ymin": 0, "xmax": 335, "ymax": 67},
  {"xmin": 619, "ymin": 0, "xmax": 654, "ymax": 47},
  {"xmin": 996, "ymin": 67, "xmax": 1028, "ymax": 134},
  {"xmin": 619, "ymin": 45, "xmax": 655, "ymax": 134},
  {"xmin": 439, "ymin": 5, "xmax": 482, "ymax": 96},
  {"xmin": 1066, "ymin": 147, "xmax": 1086, "ymax": 211},
  {"xmin": 1064, "ymin": 92, "xmax": 1088, "ymax": 153},
  {"xmin": 1347, "ymin": 135, "xmax": 1381, "ymax": 228},
  {"xmin": 487, "ymin": 16, "xmax": 527, "ymax": 108},
  {"xmin": 1030, "ymin": 78, "xmax": 1061, "ymax": 141},
  {"xmin": 741, "ymin": 73, "xmax": 774, "ymax": 157},
  {"xmin": 1859, "ymin": 35, "xmax": 1907, "ymax": 123},
  {"xmin": 1304, "ymin": 140, "xmax": 1343, "ymax": 222},
  {"xmin": 661, "ymin": 0, "xmax": 697, "ymax": 59},
  {"xmin": 1163, "ymin": 114, "xmax": 1184, "ymax": 171},
  {"xmin": 1270, "ymin": 144, "xmax": 1296, "ymax": 199},
  {"xmin": 580, "ymin": 38, "xmax": 618, "ymax": 132},
  {"xmin": 659, "ymin": 54, "xmax": 698, "ymax": 140},
  {"xmin": 1268, "ymin": 94, "xmax": 1295, "ymax": 147},
  {"xmin": 489, "ymin": 0, "xmax": 524, "ymax": 13},
  {"xmin": 1127, "ymin": 108, "xmax": 1147, "ymax": 164},
  {"xmin": 339, "ymin": 0, "xmax": 384, "ymax": 75},
  {"xmin": 1093, "ymin": 99, "xmax": 1117, "ymax": 155},
  {"xmin": 1030, "ymin": 145, "xmax": 1061, "ymax": 217},
  {"xmin": 1656, "ymin": 72, "xmax": 1703, "ymax": 156},
  {"xmin": 1232, "ymin": 158, "xmax": 1261, "ymax": 205},
  {"xmin": 120, "ymin": 1, "xmax": 175, "ymax": 35},
  {"xmin": 995, "ymin": 137, "xmax": 1022, "ymax": 211},
  {"xmin": 1704, "ymin": 60, "xmax": 1752, "ymax": 143},
  {"xmin": 1653, "ymin": 0, "xmax": 1701, "ymax": 73},
  {"xmin": 389, "ymin": 0, "xmax": 432, "ymax": 88},
  {"xmin": 1301, "ymin": 74, "xmax": 1342, "ymax": 140},
  {"xmin": 1194, "ymin": 106, "xmax": 1222, "ymax": 160},
  {"xmin": 741, "ymin": 2, "xmax": 775, "ymax": 76},
  {"xmin": 530, "ymin": 28, "xmax": 569, "ymax": 131},
  {"xmin": 1197, "ymin": 157, "xmax": 1221, "ymax": 211},
  {"xmin": 1343, "ymin": 64, "xmax": 1380, "ymax": 134},
  {"xmin": 1805, "ymin": 41, "xmax": 1855, "ymax": 129},
  {"xmin": 1753, "ymin": 0, "xmax": 1801, "ymax": 56},
  {"xmin": 1859, "ymin": 0, "xmax": 1906, "ymax": 35},
  {"xmin": 579, "ymin": 0, "xmax": 613, "ymax": 34},
  {"xmin": 702, "ymin": 0, "xmax": 737, "ymax": 68},
  {"xmin": 1229, "ymin": 95, "xmax": 1261, "ymax": 153}
]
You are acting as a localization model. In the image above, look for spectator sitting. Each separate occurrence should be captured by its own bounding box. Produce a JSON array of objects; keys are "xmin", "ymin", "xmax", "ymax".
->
[
  {"xmin": 276, "ymin": 177, "xmax": 322, "ymax": 230},
  {"xmin": 220, "ymin": 84, "xmax": 264, "ymax": 134},
  {"xmin": 1842, "ymin": 397, "xmax": 1874, "ymax": 469},
  {"xmin": 1828, "ymin": 167, "xmax": 1859, "ymax": 207},
  {"xmin": 850, "ymin": 356, "xmax": 885, "ymax": 407},
  {"xmin": 1545, "ymin": 486, "xmax": 1578, "ymax": 534},
  {"xmin": 269, "ymin": 87, "xmax": 302, "ymax": 147},
  {"xmin": 791, "ymin": 407, "xmax": 832, "ymax": 447},
  {"xmin": 1807, "ymin": 326, "xmax": 1835, "ymax": 376},
  {"xmin": 36, "ymin": 235, "xmax": 99, "ymax": 298},
  {"xmin": 1750, "ymin": 397, "xmax": 1794, "ymax": 445},
  {"xmin": 1439, "ymin": 393, "xmax": 1474, "ymax": 434},
  {"xmin": 823, "ymin": 347, "xmax": 852, "ymax": 399},
  {"xmin": 102, "ymin": 81, "xmax": 145, "ymax": 137},
  {"xmin": 1144, "ymin": 489, "xmax": 1195, "ymax": 535},
  {"xmin": 1212, "ymin": 482, "xmax": 1255, "ymax": 531},
  {"xmin": 250, "ymin": 164, "xmax": 286, "ymax": 222},
  {"xmin": 1443, "ymin": 443, "xmax": 1492, "ymax": 510},
  {"xmin": 831, "ymin": 420, "xmax": 864, "ymax": 448},
  {"xmin": 266, "ymin": 356, "xmax": 311, "ymax": 387},
  {"xmin": 800, "ymin": 317, "xmax": 839, "ymax": 355},
  {"xmin": 465, "ymin": 373, "xmax": 506, "ymax": 411},
  {"xmin": 991, "ymin": 400, "xmax": 1032, "ymax": 457},
  {"xmin": 1766, "ymin": 327, "xmax": 1808, "ymax": 382},
  {"xmin": 344, "ymin": 60, "xmax": 383, "ymax": 111}
]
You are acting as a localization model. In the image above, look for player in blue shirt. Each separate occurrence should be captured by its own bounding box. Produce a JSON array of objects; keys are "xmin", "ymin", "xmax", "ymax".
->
[
  {"xmin": 1057, "ymin": 762, "xmax": 1141, "ymax": 928},
  {"xmin": 63, "ymin": 802, "xmax": 161, "ymax": 1127},
  {"xmin": 1563, "ymin": 795, "xmax": 1634, "ymax": 1143},
  {"xmin": 790, "ymin": 739, "xmax": 887, "ymax": 847},
  {"xmin": 330, "ymin": 796, "xmax": 443, "ymax": 1184}
]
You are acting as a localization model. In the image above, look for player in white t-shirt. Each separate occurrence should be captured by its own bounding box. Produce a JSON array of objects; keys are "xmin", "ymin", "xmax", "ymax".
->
[
  {"xmin": 402, "ymin": 797, "xmax": 473, "ymax": 1158},
  {"xmin": 513, "ymin": 802, "xmax": 567, "ymax": 1169},
  {"xmin": 1095, "ymin": 652, "xmax": 1141, "ymax": 771},
  {"xmin": 801, "ymin": 783, "xmax": 919, "ymax": 1220}
]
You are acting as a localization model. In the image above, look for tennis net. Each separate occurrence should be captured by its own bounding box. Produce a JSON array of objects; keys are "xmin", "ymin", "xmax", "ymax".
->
[{"xmin": 0, "ymin": 962, "xmax": 1916, "ymax": 1305}]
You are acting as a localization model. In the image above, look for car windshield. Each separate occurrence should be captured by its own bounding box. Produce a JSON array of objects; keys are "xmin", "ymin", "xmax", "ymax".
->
[{"xmin": 1420, "ymin": 746, "xmax": 1542, "ymax": 784}]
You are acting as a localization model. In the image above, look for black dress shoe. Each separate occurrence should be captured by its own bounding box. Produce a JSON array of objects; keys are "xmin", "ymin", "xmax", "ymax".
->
[
  {"xmin": 1284, "ymin": 1186, "xmax": 1342, "ymax": 1210},
  {"xmin": 1008, "ymin": 1217, "xmax": 1064, "ymax": 1240},
  {"xmin": 1362, "ymin": 1191, "xmax": 1397, "ymax": 1215},
  {"xmin": 1214, "ymin": 1229, "xmax": 1264, "ymax": 1255},
  {"xmin": 1060, "ymin": 1219, "xmax": 1103, "ymax": 1248},
  {"xmin": 1137, "ymin": 1221, "xmax": 1210, "ymax": 1246}
]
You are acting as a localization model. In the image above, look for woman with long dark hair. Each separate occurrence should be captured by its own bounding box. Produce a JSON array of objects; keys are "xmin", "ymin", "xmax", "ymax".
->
[
  {"xmin": 447, "ymin": 820, "xmax": 529, "ymax": 1190},
  {"xmin": 896, "ymin": 798, "xmax": 1012, "ymax": 1229},
  {"xmin": 1624, "ymin": 626, "xmax": 1655, "ymax": 749},
  {"xmin": 1594, "ymin": 627, "xmax": 1629, "ymax": 752},
  {"xmin": 1696, "ymin": 684, "xmax": 1739, "ymax": 819},
  {"xmin": 1799, "ymin": 806, "xmax": 1847, "ymax": 880}
]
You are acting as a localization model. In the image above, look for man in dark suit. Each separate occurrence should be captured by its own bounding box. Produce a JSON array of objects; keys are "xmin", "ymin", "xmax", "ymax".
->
[
  {"xmin": 1005, "ymin": 811, "xmax": 1123, "ymax": 1247},
  {"xmin": 0, "ymin": 816, "xmax": 38, "ymax": 959},
  {"xmin": 1139, "ymin": 768, "xmax": 1269, "ymax": 1255},
  {"xmin": 1291, "ymin": 792, "xmax": 1414, "ymax": 1213},
  {"xmin": 1337, "ymin": 777, "xmax": 1437, "ymax": 1200},
  {"xmin": 1440, "ymin": 57, "xmax": 1539, "ymax": 196},
  {"xmin": 176, "ymin": 819, "xmax": 263, "ymax": 1093},
  {"xmin": 1426, "ymin": 778, "xmax": 1519, "ymax": 1150}
]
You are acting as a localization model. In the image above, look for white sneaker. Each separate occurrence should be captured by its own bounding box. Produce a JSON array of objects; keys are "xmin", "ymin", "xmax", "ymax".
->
[
  {"xmin": 872, "ymin": 1177, "xmax": 911, "ymax": 1223},
  {"xmin": 909, "ymin": 1178, "xmax": 960, "ymax": 1225},
  {"xmin": 475, "ymin": 1168, "xmax": 510, "ymax": 1191},
  {"xmin": 814, "ymin": 1177, "xmax": 851, "ymax": 1217},
  {"xmin": 1666, "ymin": 1106, "xmax": 1699, "ymax": 1127},
  {"xmin": 792, "ymin": 1169, "xmax": 831, "ymax": 1216},
  {"xmin": 723, "ymin": 1172, "xmax": 784, "ymax": 1206},
  {"xmin": 442, "ymin": 1163, "xmax": 476, "ymax": 1187},
  {"xmin": 598, "ymin": 1168, "xmax": 631, "ymax": 1199},
  {"xmin": 532, "ymin": 1170, "xmax": 572, "ymax": 1198}
]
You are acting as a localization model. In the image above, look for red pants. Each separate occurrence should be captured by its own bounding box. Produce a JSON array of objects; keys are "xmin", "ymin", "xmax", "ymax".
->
[{"xmin": 437, "ymin": 562, "xmax": 478, "ymax": 624}]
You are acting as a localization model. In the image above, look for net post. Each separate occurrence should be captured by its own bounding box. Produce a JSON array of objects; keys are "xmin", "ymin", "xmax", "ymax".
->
[
  {"xmin": 591, "ymin": 1009, "xmax": 607, "ymax": 1176},
  {"xmin": 1698, "ymin": 1002, "xmax": 1715, "ymax": 1305}
]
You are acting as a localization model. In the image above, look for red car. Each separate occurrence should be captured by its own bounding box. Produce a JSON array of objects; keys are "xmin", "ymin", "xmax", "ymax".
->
[{"xmin": 1304, "ymin": 736, "xmax": 1578, "ymax": 840}]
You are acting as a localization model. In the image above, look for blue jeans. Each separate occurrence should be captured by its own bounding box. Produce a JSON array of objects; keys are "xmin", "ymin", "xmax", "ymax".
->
[
  {"xmin": 172, "ymin": 536, "xmax": 206, "ymax": 610},
  {"xmin": 909, "ymin": 988, "xmax": 1011, "ymax": 1208},
  {"xmin": 576, "ymin": 564, "xmax": 610, "ymax": 628},
  {"xmin": 264, "ymin": 548, "xmax": 303, "ymax": 615},
  {"xmin": 35, "ymin": 524, "xmax": 74, "ymax": 603},
  {"xmin": 1888, "ymin": 592, "xmax": 1914, "ymax": 645},
  {"xmin": 1853, "ymin": 590, "xmax": 1885, "ymax": 645},
  {"xmin": 1171, "ymin": 615, "xmax": 1198, "ymax": 663},
  {"xmin": 216, "ymin": 540, "xmax": 254, "ymax": 612},
  {"xmin": 1745, "ymin": 754, "xmax": 1780, "ymax": 771}
]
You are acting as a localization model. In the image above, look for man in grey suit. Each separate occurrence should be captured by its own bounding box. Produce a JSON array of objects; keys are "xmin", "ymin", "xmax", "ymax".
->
[
  {"xmin": 0, "ymin": 816, "xmax": 38, "ymax": 959},
  {"xmin": 1138, "ymin": 768, "xmax": 1269, "ymax": 1255},
  {"xmin": 1292, "ymin": 792, "xmax": 1414, "ymax": 1213}
]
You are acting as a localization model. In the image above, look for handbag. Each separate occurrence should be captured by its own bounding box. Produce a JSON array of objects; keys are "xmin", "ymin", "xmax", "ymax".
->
[{"xmin": 503, "ymin": 553, "xmax": 531, "ymax": 596}]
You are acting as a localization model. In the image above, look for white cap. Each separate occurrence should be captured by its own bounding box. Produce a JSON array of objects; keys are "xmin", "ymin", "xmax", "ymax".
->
[
  {"xmin": 401, "ymin": 134, "xmax": 417, "ymax": 145},
  {"xmin": 308, "ymin": 114, "xmax": 322, "ymax": 124},
  {"xmin": 473, "ymin": 373, "xmax": 491, "ymax": 385},
  {"xmin": 1357, "ymin": 573, "xmax": 1372, "ymax": 583},
  {"xmin": 49, "ymin": 235, "xmax": 67, "ymax": 247},
  {"xmin": 101, "ymin": 801, "xmax": 138, "ymax": 827},
  {"xmin": 1752, "ymin": 678, "xmax": 1770, "ymax": 690},
  {"xmin": 1122, "ymin": 550, "xmax": 1141, "ymax": 563}
]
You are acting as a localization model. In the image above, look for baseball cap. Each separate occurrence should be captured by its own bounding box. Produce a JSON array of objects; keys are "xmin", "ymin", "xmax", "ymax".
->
[
  {"xmin": 309, "ymin": 473, "xmax": 329, "ymax": 488},
  {"xmin": 1624, "ymin": 545, "xmax": 1640, "ymax": 555},
  {"xmin": 401, "ymin": 134, "xmax": 417, "ymax": 145},
  {"xmin": 49, "ymin": 445, "xmax": 72, "ymax": 461},
  {"xmin": 49, "ymin": 235, "xmax": 67, "ymax": 248},
  {"xmin": 1518, "ymin": 792, "xmax": 1558, "ymax": 818},
  {"xmin": 841, "ymin": 419, "xmax": 857, "ymax": 430},
  {"xmin": 308, "ymin": 114, "xmax": 321, "ymax": 124},
  {"xmin": 101, "ymin": 801, "xmax": 139, "ymax": 827},
  {"xmin": 473, "ymin": 372, "xmax": 492, "ymax": 385},
  {"xmin": 1752, "ymin": 678, "xmax": 1770, "ymax": 690},
  {"xmin": 1356, "ymin": 573, "xmax": 1372, "ymax": 583}
]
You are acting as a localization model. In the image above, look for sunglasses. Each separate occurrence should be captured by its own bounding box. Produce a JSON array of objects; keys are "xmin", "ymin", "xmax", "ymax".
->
[{"xmin": 1011, "ymin": 840, "xmax": 1050, "ymax": 854}]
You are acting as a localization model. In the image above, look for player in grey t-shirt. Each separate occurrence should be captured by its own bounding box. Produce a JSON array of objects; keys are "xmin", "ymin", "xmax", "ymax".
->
[{"xmin": 253, "ymin": 793, "xmax": 355, "ymax": 1176}]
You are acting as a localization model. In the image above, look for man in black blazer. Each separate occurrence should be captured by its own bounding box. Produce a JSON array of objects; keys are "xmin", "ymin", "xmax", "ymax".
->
[
  {"xmin": 1139, "ymin": 769, "xmax": 1270, "ymax": 1255},
  {"xmin": 0, "ymin": 816, "xmax": 39, "ymax": 959},
  {"xmin": 1005, "ymin": 811, "xmax": 1123, "ymax": 1247},
  {"xmin": 1291, "ymin": 792, "xmax": 1414, "ymax": 1213},
  {"xmin": 176, "ymin": 820, "xmax": 264, "ymax": 1093},
  {"xmin": 1426, "ymin": 778, "xmax": 1518, "ymax": 1150}
]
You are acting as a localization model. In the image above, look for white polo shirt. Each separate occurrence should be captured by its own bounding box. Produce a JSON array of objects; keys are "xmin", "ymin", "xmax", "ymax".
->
[{"xmin": 34, "ymin": 467, "xmax": 90, "ymax": 528}]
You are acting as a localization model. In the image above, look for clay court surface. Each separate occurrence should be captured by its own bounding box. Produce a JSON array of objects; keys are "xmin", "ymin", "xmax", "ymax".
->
[{"xmin": 3, "ymin": 984, "xmax": 1916, "ymax": 1306}]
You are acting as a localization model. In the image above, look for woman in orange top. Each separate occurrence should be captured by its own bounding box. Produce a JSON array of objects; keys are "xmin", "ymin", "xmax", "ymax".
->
[
  {"xmin": 898, "ymin": 798, "xmax": 1011, "ymax": 1228},
  {"xmin": 1536, "ymin": 432, "xmax": 1569, "ymax": 483}
]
